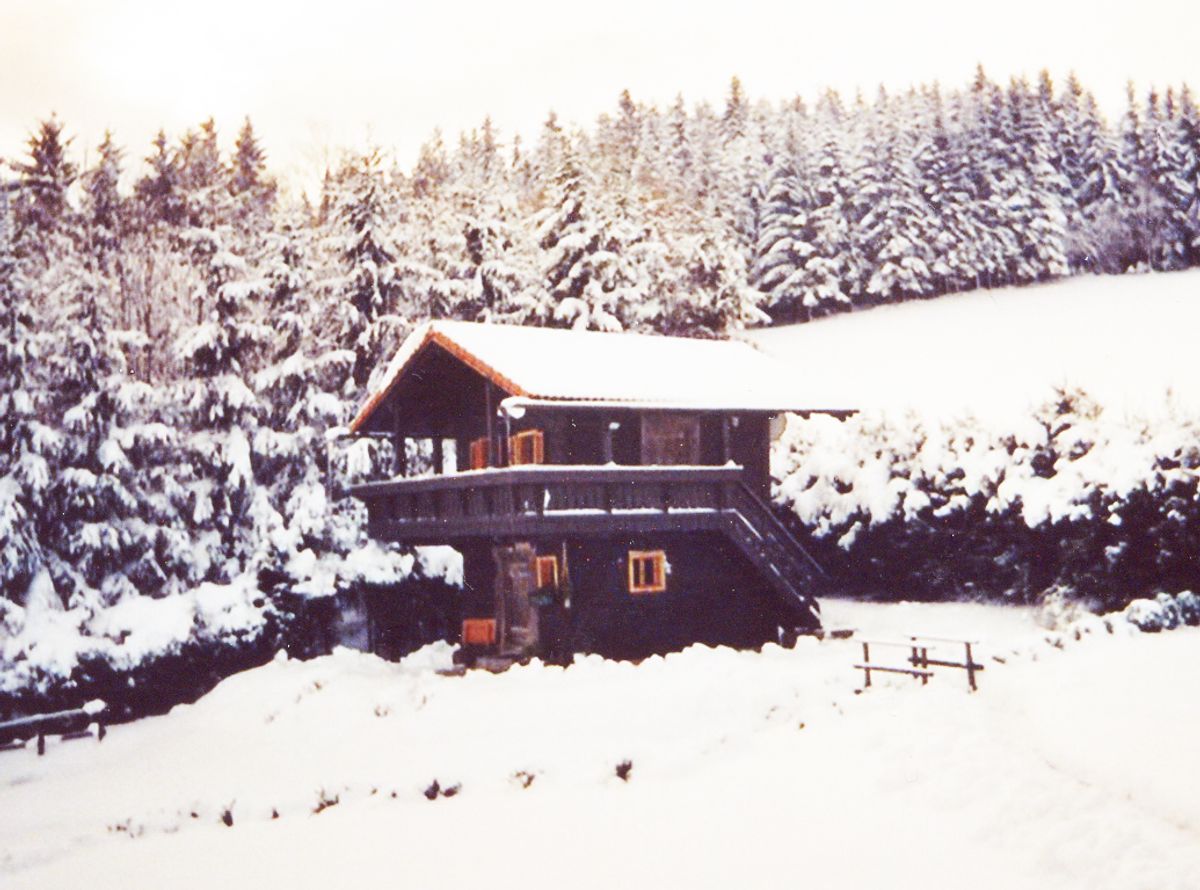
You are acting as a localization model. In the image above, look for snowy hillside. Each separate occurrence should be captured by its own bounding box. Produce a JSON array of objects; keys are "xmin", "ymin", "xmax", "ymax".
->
[
  {"xmin": 2, "ymin": 600, "xmax": 1198, "ymax": 890},
  {"xmin": 747, "ymin": 268, "xmax": 1200, "ymax": 422}
]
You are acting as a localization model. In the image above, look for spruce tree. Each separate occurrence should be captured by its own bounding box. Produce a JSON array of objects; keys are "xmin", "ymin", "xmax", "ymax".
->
[
  {"xmin": 334, "ymin": 149, "xmax": 400, "ymax": 388},
  {"xmin": 855, "ymin": 92, "xmax": 933, "ymax": 304},
  {"xmin": 0, "ymin": 187, "xmax": 52, "ymax": 602},
  {"xmin": 12, "ymin": 116, "xmax": 77, "ymax": 238},
  {"xmin": 536, "ymin": 143, "xmax": 628, "ymax": 331},
  {"xmin": 45, "ymin": 269, "xmax": 162, "ymax": 606},
  {"xmin": 229, "ymin": 117, "xmax": 276, "ymax": 231}
]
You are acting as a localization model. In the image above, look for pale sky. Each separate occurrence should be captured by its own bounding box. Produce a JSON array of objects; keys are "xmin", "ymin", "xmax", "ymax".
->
[{"xmin": 2, "ymin": 0, "xmax": 1197, "ymax": 195}]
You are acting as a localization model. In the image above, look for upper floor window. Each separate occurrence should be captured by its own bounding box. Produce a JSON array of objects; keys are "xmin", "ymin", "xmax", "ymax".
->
[
  {"xmin": 509, "ymin": 429, "xmax": 545, "ymax": 466},
  {"xmin": 641, "ymin": 414, "xmax": 700, "ymax": 465},
  {"xmin": 469, "ymin": 437, "xmax": 490, "ymax": 470}
]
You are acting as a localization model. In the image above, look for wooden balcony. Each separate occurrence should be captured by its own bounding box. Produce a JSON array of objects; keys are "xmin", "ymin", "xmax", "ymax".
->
[{"xmin": 352, "ymin": 464, "xmax": 747, "ymax": 544}]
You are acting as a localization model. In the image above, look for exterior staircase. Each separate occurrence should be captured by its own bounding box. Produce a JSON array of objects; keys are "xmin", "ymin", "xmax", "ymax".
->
[{"xmin": 723, "ymin": 483, "xmax": 826, "ymax": 628}]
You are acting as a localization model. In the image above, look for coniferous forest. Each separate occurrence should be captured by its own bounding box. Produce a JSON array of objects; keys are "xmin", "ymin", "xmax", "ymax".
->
[{"xmin": 3, "ymin": 69, "xmax": 1200, "ymax": 710}]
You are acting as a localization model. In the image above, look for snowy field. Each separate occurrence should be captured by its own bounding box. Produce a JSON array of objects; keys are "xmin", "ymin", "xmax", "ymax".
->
[
  {"xmin": 2, "ymin": 599, "xmax": 1198, "ymax": 890},
  {"xmin": 746, "ymin": 269, "xmax": 1200, "ymax": 421}
]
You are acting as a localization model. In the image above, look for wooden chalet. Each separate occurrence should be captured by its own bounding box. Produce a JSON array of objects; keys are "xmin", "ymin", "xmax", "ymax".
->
[{"xmin": 348, "ymin": 320, "xmax": 853, "ymax": 664}]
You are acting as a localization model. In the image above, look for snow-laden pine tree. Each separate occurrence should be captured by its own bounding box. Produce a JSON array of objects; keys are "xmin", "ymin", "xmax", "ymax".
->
[
  {"xmin": 752, "ymin": 158, "xmax": 817, "ymax": 322},
  {"xmin": 789, "ymin": 93, "xmax": 856, "ymax": 317},
  {"xmin": 854, "ymin": 89, "xmax": 933, "ymax": 305},
  {"xmin": 1116, "ymin": 84, "xmax": 1161, "ymax": 271},
  {"xmin": 1054, "ymin": 75, "xmax": 1104, "ymax": 271},
  {"xmin": 254, "ymin": 207, "xmax": 360, "ymax": 582},
  {"xmin": 0, "ymin": 185, "xmax": 54, "ymax": 604},
  {"xmin": 331, "ymin": 149, "xmax": 403, "ymax": 389},
  {"xmin": 173, "ymin": 226, "xmax": 266, "ymax": 581},
  {"xmin": 537, "ymin": 140, "xmax": 629, "ymax": 331},
  {"xmin": 177, "ymin": 118, "xmax": 234, "ymax": 231},
  {"xmin": 11, "ymin": 116, "xmax": 77, "ymax": 238},
  {"xmin": 135, "ymin": 129, "xmax": 185, "ymax": 228},
  {"xmin": 83, "ymin": 132, "xmax": 125, "ymax": 261},
  {"xmin": 229, "ymin": 117, "xmax": 277, "ymax": 236},
  {"xmin": 43, "ymin": 262, "xmax": 164, "ymax": 608},
  {"xmin": 1143, "ymin": 89, "xmax": 1195, "ymax": 271},
  {"xmin": 1069, "ymin": 90, "xmax": 1129, "ymax": 273},
  {"xmin": 459, "ymin": 192, "xmax": 544, "ymax": 325},
  {"xmin": 665, "ymin": 224, "xmax": 766, "ymax": 335},
  {"xmin": 912, "ymin": 86, "xmax": 992, "ymax": 294},
  {"xmin": 1003, "ymin": 76, "xmax": 1069, "ymax": 283},
  {"xmin": 1176, "ymin": 85, "xmax": 1200, "ymax": 267}
]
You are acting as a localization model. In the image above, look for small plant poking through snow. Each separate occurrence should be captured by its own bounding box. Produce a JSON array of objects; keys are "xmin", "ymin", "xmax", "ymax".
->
[
  {"xmin": 615, "ymin": 760, "xmax": 633, "ymax": 782},
  {"xmin": 312, "ymin": 789, "xmax": 340, "ymax": 814},
  {"xmin": 512, "ymin": 770, "xmax": 537, "ymax": 789},
  {"xmin": 219, "ymin": 803, "xmax": 234, "ymax": 827},
  {"xmin": 423, "ymin": 779, "xmax": 461, "ymax": 800},
  {"xmin": 107, "ymin": 819, "xmax": 143, "ymax": 838}
]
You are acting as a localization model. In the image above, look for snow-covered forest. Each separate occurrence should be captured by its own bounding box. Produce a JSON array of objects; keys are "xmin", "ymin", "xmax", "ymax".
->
[{"xmin": 3, "ymin": 68, "xmax": 1200, "ymax": 711}]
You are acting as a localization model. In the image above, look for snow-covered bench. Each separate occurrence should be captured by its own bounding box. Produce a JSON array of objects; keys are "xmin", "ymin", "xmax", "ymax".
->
[
  {"xmin": 855, "ymin": 637, "xmax": 984, "ymax": 692},
  {"xmin": 0, "ymin": 700, "xmax": 107, "ymax": 755}
]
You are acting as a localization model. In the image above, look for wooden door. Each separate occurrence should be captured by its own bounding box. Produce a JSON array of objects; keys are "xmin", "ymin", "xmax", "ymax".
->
[
  {"xmin": 493, "ymin": 543, "xmax": 539, "ymax": 655},
  {"xmin": 641, "ymin": 413, "xmax": 701, "ymax": 465}
]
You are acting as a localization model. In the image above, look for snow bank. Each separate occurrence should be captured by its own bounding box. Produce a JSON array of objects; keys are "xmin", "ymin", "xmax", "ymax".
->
[{"xmin": 1, "ymin": 599, "xmax": 1197, "ymax": 890}]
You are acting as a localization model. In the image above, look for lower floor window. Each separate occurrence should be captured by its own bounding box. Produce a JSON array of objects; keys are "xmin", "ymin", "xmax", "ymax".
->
[
  {"xmin": 628, "ymin": 550, "xmax": 667, "ymax": 594},
  {"xmin": 535, "ymin": 554, "xmax": 559, "ymax": 589}
]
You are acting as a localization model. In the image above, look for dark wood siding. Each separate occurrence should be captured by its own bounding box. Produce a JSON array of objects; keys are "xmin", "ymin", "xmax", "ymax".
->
[{"xmin": 557, "ymin": 532, "xmax": 781, "ymax": 659}]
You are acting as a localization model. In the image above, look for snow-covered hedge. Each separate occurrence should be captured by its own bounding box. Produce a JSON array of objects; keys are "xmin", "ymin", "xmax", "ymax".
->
[
  {"xmin": 773, "ymin": 388, "xmax": 1200, "ymax": 609},
  {"xmin": 1123, "ymin": 591, "xmax": 1200, "ymax": 632},
  {"xmin": 0, "ymin": 544, "xmax": 463, "ymax": 719}
]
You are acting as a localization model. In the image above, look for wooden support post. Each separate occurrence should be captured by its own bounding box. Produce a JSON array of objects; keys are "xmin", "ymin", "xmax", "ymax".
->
[
  {"xmin": 393, "ymin": 436, "xmax": 407, "ymax": 478},
  {"xmin": 966, "ymin": 642, "xmax": 977, "ymax": 692},
  {"xmin": 432, "ymin": 438, "xmax": 444, "ymax": 476},
  {"xmin": 503, "ymin": 412, "xmax": 513, "ymax": 468},
  {"xmin": 721, "ymin": 416, "xmax": 733, "ymax": 464},
  {"xmin": 485, "ymin": 381, "xmax": 496, "ymax": 467},
  {"xmin": 862, "ymin": 641, "xmax": 871, "ymax": 688},
  {"xmin": 37, "ymin": 733, "xmax": 45, "ymax": 756},
  {"xmin": 601, "ymin": 417, "xmax": 614, "ymax": 464}
]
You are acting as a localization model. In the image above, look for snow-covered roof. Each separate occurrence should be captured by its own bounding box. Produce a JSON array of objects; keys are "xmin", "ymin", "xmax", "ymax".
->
[{"xmin": 350, "ymin": 320, "xmax": 850, "ymax": 432}]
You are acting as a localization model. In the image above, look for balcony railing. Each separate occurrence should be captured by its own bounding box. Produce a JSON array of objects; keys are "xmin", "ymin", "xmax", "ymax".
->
[{"xmin": 352, "ymin": 464, "xmax": 746, "ymax": 543}]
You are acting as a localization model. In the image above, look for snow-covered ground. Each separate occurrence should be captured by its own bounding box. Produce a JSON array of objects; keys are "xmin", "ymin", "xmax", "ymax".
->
[
  {"xmin": 2, "ymin": 599, "xmax": 1197, "ymax": 890},
  {"xmin": 745, "ymin": 269, "xmax": 1200, "ymax": 422}
]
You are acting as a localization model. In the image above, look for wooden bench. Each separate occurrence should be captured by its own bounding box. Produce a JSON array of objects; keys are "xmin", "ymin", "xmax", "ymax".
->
[
  {"xmin": 0, "ymin": 700, "xmax": 107, "ymax": 755},
  {"xmin": 856, "ymin": 637, "xmax": 985, "ymax": 692}
]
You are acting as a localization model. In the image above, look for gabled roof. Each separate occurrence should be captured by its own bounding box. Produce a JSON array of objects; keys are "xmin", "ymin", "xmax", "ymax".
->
[{"xmin": 350, "ymin": 320, "xmax": 848, "ymax": 432}]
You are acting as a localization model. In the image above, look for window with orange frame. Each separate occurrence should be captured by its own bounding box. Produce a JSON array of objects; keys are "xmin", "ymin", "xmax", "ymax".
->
[{"xmin": 628, "ymin": 550, "xmax": 667, "ymax": 594}]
